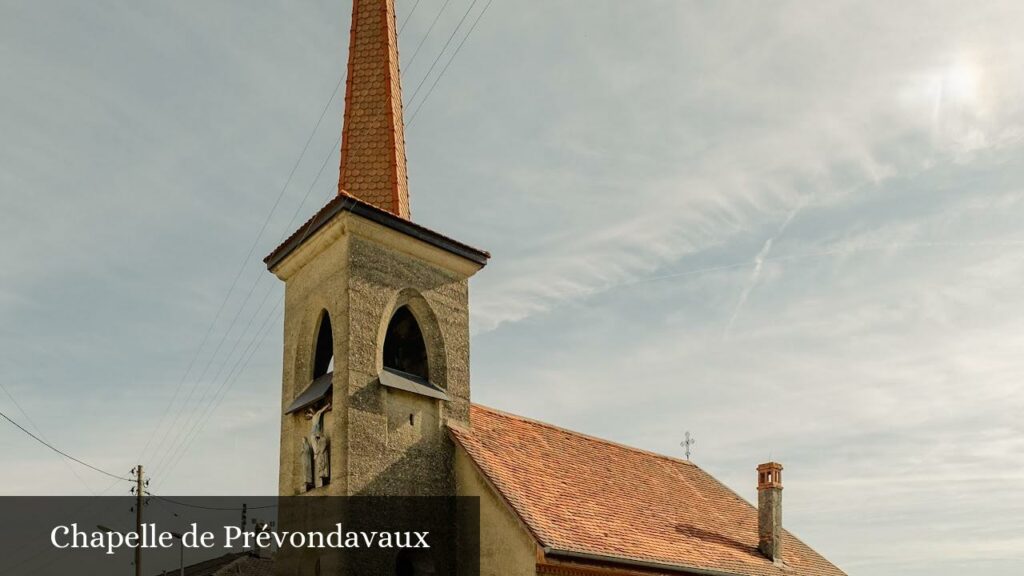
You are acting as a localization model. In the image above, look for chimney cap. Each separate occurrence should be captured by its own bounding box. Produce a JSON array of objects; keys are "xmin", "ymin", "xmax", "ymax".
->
[{"xmin": 757, "ymin": 461, "xmax": 783, "ymax": 489}]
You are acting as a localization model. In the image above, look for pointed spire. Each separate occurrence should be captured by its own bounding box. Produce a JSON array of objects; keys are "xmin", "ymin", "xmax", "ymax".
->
[{"xmin": 338, "ymin": 0, "xmax": 411, "ymax": 219}]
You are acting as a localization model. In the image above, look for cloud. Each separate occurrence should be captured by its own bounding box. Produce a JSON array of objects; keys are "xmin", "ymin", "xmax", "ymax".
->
[
  {"xmin": 4, "ymin": 2, "xmax": 1024, "ymax": 575},
  {"xmin": 724, "ymin": 202, "xmax": 804, "ymax": 337},
  {"xmin": 462, "ymin": 1, "xmax": 1024, "ymax": 336}
]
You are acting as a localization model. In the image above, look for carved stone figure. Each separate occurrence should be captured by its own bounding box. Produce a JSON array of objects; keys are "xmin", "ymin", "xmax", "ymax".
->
[
  {"xmin": 302, "ymin": 403, "xmax": 331, "ymax": 490},
  {"xmin": 301, "ymin": 436, "xmax": 314, "ymax": 490},
  {"xmin": 314, "ymin": 433, "xmax": 330, "ymax": 487}
]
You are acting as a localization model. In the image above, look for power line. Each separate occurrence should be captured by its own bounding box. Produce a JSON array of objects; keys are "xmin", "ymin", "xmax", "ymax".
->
[
  {"xmin": 152, "ymin": 292, "xmax": 282, "ymax": 479},
  {"xmin": 156, "ymin": 297, "xmax": 285, "ymax": 484},
  {"xmin": 151, "ymin": 134, "xmax": 343, "ymax": 480},
  {"xmin": 0, "ymin": 382, "xmax": 98, "ymax": 494},
  {"xmin": 159, "ymin": 196, "xmax": 350, "ymax": 485},
  {"xmin": 139, "ymin": 73, "xmax": 346, "ymax": 468},
  {"xmin": 407, "ymin": 0, "xmax": 494, "ymax": 127},
  {"xmin": 0, "ymin": 408, "xmax": 133, "ymax": 482},
  {"xmin": 148, "ymin": 0, "xmax": 494, "ymax": 486},
  {"xmin": 405, "ymin": 0, "xmax": 481, "ymax": 108},
  {"xmin": 398, "ymin": 0, "xmax": 423, "ymax": 36},
  {"xmin": 158, "ymin": 0, "xmax": 497, "ymax": 484},
  {"xmin": 147, "ymin": 259, "xmax": 274, "ymax": 475},
  {"xmin": 144, "ymin": 1, "xmax": 486, "ymax": 477},
  {"xmin": 150, "ymin": 494, "xmax": 276, "ymax": 512},
  {"xmin": 401, "ymin": 0, "xmax": 453, "ymax": 78},
  {"xmin": 156, "ymin": 143, "xmax": 349, "ymax": 484}
]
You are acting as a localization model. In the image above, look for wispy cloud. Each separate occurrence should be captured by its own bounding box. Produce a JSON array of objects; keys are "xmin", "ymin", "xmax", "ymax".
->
[
  {"xmin": 724, "ymin": 202, "xmax": 804, "ymax": 337},
  {"xmin": 4, "ymin": 2, "xmax": 1024, "ymax": 575},
  {"xmin": 464, "ymin": 0, "xmax": 1024, "ymax": 335}
]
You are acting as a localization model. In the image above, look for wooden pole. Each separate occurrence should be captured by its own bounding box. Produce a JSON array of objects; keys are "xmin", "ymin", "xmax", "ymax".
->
[{"xmin": 135, "ymin": 465, "xmax": 143, "ymax": 576}]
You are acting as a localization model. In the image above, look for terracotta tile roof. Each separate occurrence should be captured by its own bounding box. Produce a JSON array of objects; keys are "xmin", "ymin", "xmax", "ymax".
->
[
  {"xmin": 262, "ymin": 192, "xmax": 489, "ymax": 271},
  {"xmin": 449, "ymin": 405, "xmax": 846, "ymax": 576},
  {"xmin": 338, "ymin": 0, "xmax": 410, "ymax": 218}
]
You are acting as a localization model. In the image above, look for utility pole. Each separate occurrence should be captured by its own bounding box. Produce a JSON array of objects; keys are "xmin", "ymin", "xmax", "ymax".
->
[{"xmin": 134, "ymin": 465, "xmax": 144, "ymax": 576}]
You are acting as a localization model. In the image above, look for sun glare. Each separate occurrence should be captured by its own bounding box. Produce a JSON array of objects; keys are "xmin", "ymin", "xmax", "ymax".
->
[
  {"xmin": 943, "ymin": 59, "xmax": 981, "ymax": 106},
  {"xmin": 906, "ymin": 53, "xmax": 992, "ymax": 153}
]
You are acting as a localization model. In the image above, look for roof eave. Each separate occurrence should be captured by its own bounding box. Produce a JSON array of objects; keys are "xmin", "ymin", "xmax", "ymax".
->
[
  {"xmin": 263, "ymin": 194, "xmax": 490, "ymax": 272},
  {"xmin": 542, "ymin": 547, "xmax": 744, "ymax": 576}
]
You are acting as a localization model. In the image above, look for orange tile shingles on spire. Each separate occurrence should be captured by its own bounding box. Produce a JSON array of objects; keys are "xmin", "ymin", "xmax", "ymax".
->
[
  {"xmin": 449, "ymin": 405, "xmax": 847, "ymax": 576},
  {"xmin": 339, "ymin": 0, "xmax": 411, "ymax": 219}
]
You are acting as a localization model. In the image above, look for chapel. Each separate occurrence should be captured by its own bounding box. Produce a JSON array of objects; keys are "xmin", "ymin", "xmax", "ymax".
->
[{"xmin": 262, "ymin": 2, "xmax": 847, "ymax": 575}]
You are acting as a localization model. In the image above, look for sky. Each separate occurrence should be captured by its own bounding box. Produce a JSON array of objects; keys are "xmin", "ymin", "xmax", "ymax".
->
[{"xmin": 2, "ymin": 1, "xmax": 1023, "ymax": 574}]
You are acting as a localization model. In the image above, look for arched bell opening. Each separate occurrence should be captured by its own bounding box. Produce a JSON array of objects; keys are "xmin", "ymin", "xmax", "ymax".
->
[
  {"xmin": 383, "ymin": 306, "xmax": 428, "ymax": 379},
  {"xmin": 378, "ymin": 298, "xmax": 449, "ymax": 401},
  {"xmin": 312, "ymin": 310, "xmax": 334, "ymax": 379}
]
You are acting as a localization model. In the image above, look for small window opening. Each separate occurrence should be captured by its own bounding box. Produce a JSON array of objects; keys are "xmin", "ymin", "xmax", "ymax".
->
[
  {"xmin": 383, "ymin": 306, "xmax": 428, "ymax": 379},
  {"xmin": 313, "ymin": 312, "xmax": 334, "ymax": 379}
]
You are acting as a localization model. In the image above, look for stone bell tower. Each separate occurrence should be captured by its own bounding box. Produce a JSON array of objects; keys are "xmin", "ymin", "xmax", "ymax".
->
[{"xmin": 264, "ymin": 0, "xmax": 488, "ymax": 498}]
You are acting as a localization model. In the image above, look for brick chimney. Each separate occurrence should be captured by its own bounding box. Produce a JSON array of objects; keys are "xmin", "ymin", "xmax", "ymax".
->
[
  {"xmin": 757, "ymin": 462, "xmax": 783, "ymax": 562},
  {"xmin": 338, "ymin": 0, "xmax": 411, "ymax": 219}
]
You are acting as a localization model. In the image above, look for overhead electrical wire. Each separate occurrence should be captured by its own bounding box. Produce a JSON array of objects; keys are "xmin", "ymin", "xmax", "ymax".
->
[
  {"xmin": 150, "ymin": 494, "xmax": 277, "ymax": 512},
  {"xmin": 150, "ymin": 5, "xmax": 428, "ymax": 480},
  {"xmin": 152, "ymin": 133, "xmax": 342, "ymax": 480},
  {"xmin": 404, "ymin": 0, "xmax": 482, "ymax": 108},
  {"xmin": 401, "ymin": 0, "xmax": 453, "ymax": 78},
  {"xmin": 0, "ymin": 382, "xmax": 98, "ymax": 494},
  {"xmin": 157, "ymin": 174, "xmax": 346, "ymax": 483},
  {"xmin": 148, "ymin": 0, "xmax": 494, "ymax": 485},
  {"xmin": 4, "ymin": 0, "xmax": 474, "ymax": 497},
  {"xmin": 159, "ymin": 0, "xmax": 499, "ymax": 482},
  {"xmin": 143, "ymin": 1, "xmax": 431, "ymax": 472},
  {"xmin": 407, "ymin": 0, "xmax": 495, "ymax": 127},
  {"xmin": 155, "ymin": 139, "xmax": 348, "ymax": 484},
  {"xmin": 138, "ymin": 73, "xmax": 346, "ymax": 469},
  {"xmin": 0, "ymin": 409, "xmax": 133, "ymax": 482},
  {"xmin": 152, "ymin": 297, "xmax": 285, "ymax": 480},
  {"xmin": 398, "ymin": 0, "xmax": 423, "ymax": 36}
]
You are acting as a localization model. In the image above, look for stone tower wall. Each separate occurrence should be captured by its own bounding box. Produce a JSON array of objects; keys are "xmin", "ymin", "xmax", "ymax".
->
[{"xmin": 274, "ymin": 212, "xmax": 476, "ymax": 497}]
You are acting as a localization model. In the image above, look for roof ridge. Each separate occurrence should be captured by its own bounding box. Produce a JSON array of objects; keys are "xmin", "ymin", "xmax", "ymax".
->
[{"xmin": 468, "ymin": 403, "xmax": 698, "ymax": 468}]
